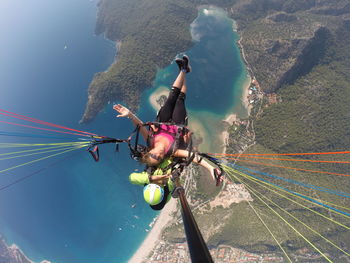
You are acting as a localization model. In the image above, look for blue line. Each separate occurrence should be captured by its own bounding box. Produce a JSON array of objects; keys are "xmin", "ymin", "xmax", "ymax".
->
[
  {"xmin": 226, "ymin": 163, "xmax": 350, "ymax": 217},
  {"xmin": 0, "ymin": 131, "xmax": 84, "ymax": 141},
  {"xmin": 233, "ymin": 164, "xmax": 350, "ymax": 199}
]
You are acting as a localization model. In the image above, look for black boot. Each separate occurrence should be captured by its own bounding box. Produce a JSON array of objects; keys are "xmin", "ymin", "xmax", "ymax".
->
[
  {"xmin": 175, "ymin": 58, "xmax": 184, "ymax": 72},
  {"xmin": 182, "ymin": 55, "xmax": 191, "ymax": 73}
]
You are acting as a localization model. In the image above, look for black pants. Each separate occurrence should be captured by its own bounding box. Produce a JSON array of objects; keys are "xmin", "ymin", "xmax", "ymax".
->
[{"xmin": 156, "ymin": 87, "xmax": 187, "ymax": 125}]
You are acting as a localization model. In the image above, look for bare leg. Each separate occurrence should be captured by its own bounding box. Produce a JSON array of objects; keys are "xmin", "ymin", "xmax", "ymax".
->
[
  {"xmin": 180, "ymin": 78, "xmax": 187, "ymax": 94},
  {"xmin": 172, "ymin": 70, "xmax": 186, "ymax": 90}
]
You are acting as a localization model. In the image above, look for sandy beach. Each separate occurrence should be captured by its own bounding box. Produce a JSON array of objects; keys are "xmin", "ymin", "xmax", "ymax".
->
[
  {"xmin": 242, "ymin": 77, "xmax": 252, "ymax": 112},
  {"xmin": 221, "ymin": 76, "xmax": 251, "ymax": 153},
  {"xmin": 128, "ymin": 199, "xmax": 177, "ymax": 263},
  {"xmin": 149, "ymin": 86, "xmax": 171, "ymax": 112}
]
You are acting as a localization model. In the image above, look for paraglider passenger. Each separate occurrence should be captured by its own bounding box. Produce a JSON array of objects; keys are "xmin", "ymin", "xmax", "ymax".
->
[{"xmin": 114, "ymin": 55, "xmax": 223, "ymax": 209}]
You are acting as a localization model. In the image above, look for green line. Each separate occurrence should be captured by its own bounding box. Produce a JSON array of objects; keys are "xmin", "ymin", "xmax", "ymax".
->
[
  {"xmin": 230, "ymin": 168, "xmax": 350, "ymax": 258},
  {"xmin": 0, "ymin": 145, "xmax": 88, "ymax": 161},
  {"xmin": 227, "ymin": 169, "xmax": 333, "ymax": 263},
  {"xmin": 247, "ymin": 196, "xmax": 293, "ymax": 262},
  {"xmin": 0, "ymin": 144, "xmax": 88, "ymax": 157},
  {"xmin": 224, "ymin": 165, "xmax": 350, "ymax": 222},
  {"xmin": 0, "ymin": 145, "xmax": 86, "ymax": 174}
]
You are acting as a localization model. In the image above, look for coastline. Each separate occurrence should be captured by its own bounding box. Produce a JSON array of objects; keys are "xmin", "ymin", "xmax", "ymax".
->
[
  {"xmin": 221, "ymin": 75, "xmax": 251, "ymax": 154},
  {"xmin": 127, "ymin": 199, "xmax": 177, "ymax": 263},
  {"xmin": 0, "ymin": 237, "xmax": 51, "ymax": 263}
]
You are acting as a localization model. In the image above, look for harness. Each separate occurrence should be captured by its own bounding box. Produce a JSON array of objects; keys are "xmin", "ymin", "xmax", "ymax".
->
[
  {"xmin": 86, "ymin": 136, "xmax": 128, "ymax": 162},
  {"xmin": 86, "ymin": 121, "xmax": 192, "ymax": 162},
  {"xmin": 146, "ymin": 122, "xmax": 190, "ymax": 157},
  {"xmin": 86, "ymin": 130, "xmax": 225, "ymax": 187}
]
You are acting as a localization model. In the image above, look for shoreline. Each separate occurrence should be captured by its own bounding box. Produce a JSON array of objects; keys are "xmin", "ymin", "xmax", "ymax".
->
[
  {"xmin": 127, "ymin": 199, "xmax": 177, "ymax": 263},
  {"xmin": 221, "ymin": 76, "xmax": 251, "ymax": 154},
  {"xmin": 0, "ymin": 237, "xmax": 51, "ymax": 263}
]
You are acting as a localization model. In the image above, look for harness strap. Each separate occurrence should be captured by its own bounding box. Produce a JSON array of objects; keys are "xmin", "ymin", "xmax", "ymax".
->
[{"xmin": 88, "ymin": 145, "xmax": 99, "ymax": 162}]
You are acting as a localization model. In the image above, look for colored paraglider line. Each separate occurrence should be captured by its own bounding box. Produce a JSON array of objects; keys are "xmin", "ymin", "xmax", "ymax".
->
[
  {"xmin": 0, "ymin": 120, "xmax": 91, "ymax": 137},
  {"xmin": 0, "ymin": 145, "xmax": 86, "ymax": 174},
  {"xmin": 228, "ymin": 158, "xmax": 350, "ymax": 177},
  {"xmin": 0, "ymin": 144, "xmax": 89, "ymax": 161},
  {"xmin": 209, "ymin": 150, "xmax": 350, "ymax": 157},
  {"xmin": 0, "ymin": 150, "xmax": 83, "ymax": 192},
  {"xmin": 228, "ymin": 169, "xmax": 349, "ymax": 260},
  {"xmin": 217, "ymin": 155, "xmax": 350, "ymax": 164},
  {"xmin": 234, "ymin": 164, "xmax": 350, "ymax": 199},
  {"xmin": 0, "ymin": 131, "xmax": 88, "ymax": 141},
  {"xmin": 225, "ymin": 165, "xmax": 350, "ymax": 218},
  {"xmin": 223, "ymin": 166, "xmax": 350, "ymax": 230},
  {"xmin": 234, "ymin": 164, "xmax": 350, "ymax": 212},
  {"xmin": 246, "ymin": 196, "xmax": 293, "ymax": 262},
  {"xmin": 0, "ymin": 109, "xmax": 96, "ymax": 136},
  {"xmin": 0, "ymin": 142, "xmax": 88, "ymax": 148},
  {"xmin": 0, "ymin": 143, "xmax": 87, "ymax": 155}
]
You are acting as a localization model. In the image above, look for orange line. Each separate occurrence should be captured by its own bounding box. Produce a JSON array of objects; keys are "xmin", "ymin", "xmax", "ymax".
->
[
  {"xmin": 209, "ymin": 151, "xmax": 350, "ymax": 157},
  {"xmin": 221, "ymin": 156, "xmax": 350, "ymax": 164},
  {"xmin": 225, "ymin": 158, "xmax": 350, "ymax": 177}
]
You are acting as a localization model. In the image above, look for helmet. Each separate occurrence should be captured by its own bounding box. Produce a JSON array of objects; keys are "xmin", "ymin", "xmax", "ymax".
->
[{"xmin": 143, "ymin": 184, "xmax": 164, "ymax": 205}]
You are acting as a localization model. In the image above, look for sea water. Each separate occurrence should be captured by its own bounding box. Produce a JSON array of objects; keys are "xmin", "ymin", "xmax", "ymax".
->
[{"xmin": 0, "ymin": 3, "xmax": 248, "ymax": 263}]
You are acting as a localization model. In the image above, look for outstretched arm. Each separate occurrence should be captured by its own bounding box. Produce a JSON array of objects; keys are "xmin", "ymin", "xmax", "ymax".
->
[
  {"xmin": 173, "ymin": 149, "xmax": 217, "ymax": 181},
  {"xmin": 113, "ymin": 104, "xmax": 149, "ymax": 141}
]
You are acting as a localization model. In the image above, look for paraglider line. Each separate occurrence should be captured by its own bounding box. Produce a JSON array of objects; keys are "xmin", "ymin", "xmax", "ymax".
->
[
  {"xmin": 0, "ymin": 109, "xmax": 96, "ymax": 136},
  {"xmin": 0, "ymin": 150, "xmax": 83, "ymax": 192}
]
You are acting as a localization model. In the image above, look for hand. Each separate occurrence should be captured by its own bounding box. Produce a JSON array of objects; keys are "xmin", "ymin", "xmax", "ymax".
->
[
  {"xmin": 211, "ymin": 167, "xmax": 224, "ymax": 186},
  {"xmin": 113, "ymin": 104, "xmax": 130, "ymax": 118},
  {"xmin": 150, "ymin": 174, "xmax": 170, "ymax": 185}
]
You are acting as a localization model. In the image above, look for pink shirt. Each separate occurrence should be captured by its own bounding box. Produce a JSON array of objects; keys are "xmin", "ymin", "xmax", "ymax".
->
[{"xmin": 153, "ymin": 124, "xmax": 177, "ymax": 153}]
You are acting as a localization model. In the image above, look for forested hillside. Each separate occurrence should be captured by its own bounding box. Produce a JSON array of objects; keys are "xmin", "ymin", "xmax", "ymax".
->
[
  {"xmin": 81, "ymin": 0, "xmax": 197, "ymax": 123},
  {"xmin": 255, "ymin": 20, "xmax": 350, "ymax": 153}
]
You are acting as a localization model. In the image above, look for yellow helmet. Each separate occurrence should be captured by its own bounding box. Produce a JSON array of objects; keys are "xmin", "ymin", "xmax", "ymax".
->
[{"xmin": 143, "ymin": 184, "xmax": 164, "ymax": 205}]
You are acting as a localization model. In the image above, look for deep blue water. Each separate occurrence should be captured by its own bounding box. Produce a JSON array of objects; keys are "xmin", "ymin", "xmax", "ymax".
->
[
  {"xmin": 0, "ymin": 1, "xmax": 155, "ymax": 263},
  {"xmin": 0, "ymin": 3, "xmax": 247, "ymax": 263}
]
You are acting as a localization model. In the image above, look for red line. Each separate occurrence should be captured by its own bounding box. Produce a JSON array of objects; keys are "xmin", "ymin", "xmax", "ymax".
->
[
  {"xmin": 0, "ymin": 109, "xmax": 96, "ymax": 136},
  {"xmin": 228, "ymin": 158, "xmax": 350, "ymax": 177},
  {"xmin": 0, "ymin": 120, "xmax": 91, "ymax": 137}
]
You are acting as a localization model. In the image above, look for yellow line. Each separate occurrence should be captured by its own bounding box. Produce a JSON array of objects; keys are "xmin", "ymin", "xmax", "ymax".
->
[
  {"xmin": 0, "ymin": 144, "xmax": 88, "ymax": 156},
  {"xmin": 246, "ymin": 198, "xmax": 293, "ymax": 262},
  {"xmin": 0, "ymin": 145, "xmax": 88, "ymax": 161},
  {"xmin": 229, "ymin": 169, "xmax": 350, "ymax": 257},
  {"xmin": 224, "ymin": 167, "xmax": 350, "ymax": 230},
  {"xmin": 227, "ymin": 169, "xmax": 333, "ymax": 263},
  {"xmin": 0, "ymin": 145, "xmax": 86, "ymax": 174}
]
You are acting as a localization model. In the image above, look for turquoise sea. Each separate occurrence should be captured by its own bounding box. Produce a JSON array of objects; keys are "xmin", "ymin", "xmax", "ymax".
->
[{"xmin": 0, "ymin": 2, "xmax": 247, "ymax": 263}]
